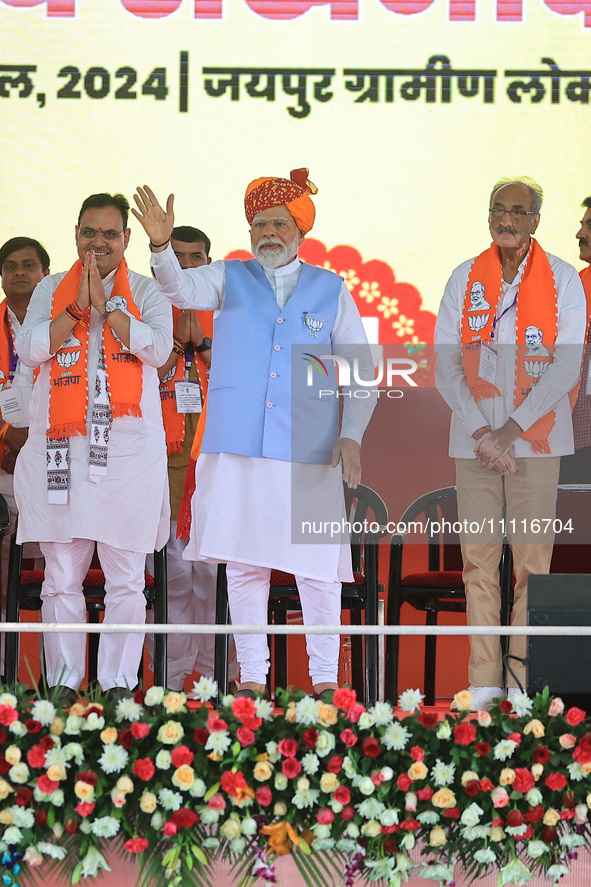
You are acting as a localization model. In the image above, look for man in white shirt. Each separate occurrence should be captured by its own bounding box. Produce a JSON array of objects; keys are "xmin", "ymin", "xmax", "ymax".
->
[
  {"xmin": 435, "ymin": 176, "xmax": 586, "ymax": 710},
  {"xmin": 132, "ymin": 170, "xmax": 375, "ymax": 701}
]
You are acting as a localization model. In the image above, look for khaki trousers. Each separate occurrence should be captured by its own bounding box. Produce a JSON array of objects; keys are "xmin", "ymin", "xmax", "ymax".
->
[{"xmin": 455, "ymin": 457, "xmax": 559, "ymax": 688}]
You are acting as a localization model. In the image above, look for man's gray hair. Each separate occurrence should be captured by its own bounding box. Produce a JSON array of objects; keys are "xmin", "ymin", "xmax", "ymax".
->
[{"xmin": 490, "ymin": 176, "xmax": 543, "ymax": 215}]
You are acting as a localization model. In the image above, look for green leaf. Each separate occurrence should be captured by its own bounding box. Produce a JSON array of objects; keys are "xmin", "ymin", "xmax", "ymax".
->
[
  {"xmin": 204, "ymin": 782, "xmax": 220, "ymax": 802},
  {"xmin": 298, "ymin": 837, "xmax": 312, "ymax": 856},
  {"xmin": 71, "ymin": 862, "xmax": 83, "ymax": 885},
  {"xmin": 193, "ymin": 844, "xmax": 208, "ymax": 865}
]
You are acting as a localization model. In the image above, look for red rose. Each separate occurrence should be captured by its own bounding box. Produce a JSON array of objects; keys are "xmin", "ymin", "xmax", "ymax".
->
[
  {"xmin": 303, "ymin": 729, "xmax": 318, "ymax": 748},
  {"xmin": 232, "ymin": 696, "xmax": 257, "ymax": 721},
  {"xmin": 397, "ymin": 774, "xmax": 413, "ymax": 791},
  {"xmin": 506, "ymin": 809, "xmax": 524, "ymax": 828},
  {"xmin": 508, "ymin": 732, "xmax": 522, "ymax": 746},
  {"xmin": 282, "ymin": 757, "xmax": 302, "ymax": 779},
  {"xmin": 532, "ymin": 746, "xmax": 551, "ymax": 764},
  {"xmin": 237, "ymin": 727, "xmax": 256, "ymax": 747},
  {"xmin": 559, "ymin": 809, "xmax": 575, "ymax": 820},
  {"xmin": 134, "ymin": 689, "xmax": 146, "ymax": 705},
  {"xmin": 26, "ymin": 745, "xmax": 47, "ymax": 769},
  {"xmin": 25, "ymin": 719, "xmax": 42, "ymax": 734},
  {"xmin": 278, "ymin": 738, "xmax": 299, "ymax": 758},
  {"xmin": 333, "ymin": 687, "xmax": 357, "ymax": 710},
  {"xmin": 118, "ymin": 728, "xmax": 133, "ymax": 749},
  {"xmin": 384, "ymin": 836, "xmax": 397, "ymax": 854},
  {"xmin": 37, "ymin": 775, "xmax": 59, "ymax": 794},
  {"xmin": 400, "ymin": 818, "xmax": 420, "ymax": 831},
  {"xmin": 327, "ymin": 755, "xmax": 344, "ymax": 773},
  {"xmin": 545, "ymin": 773, "xmax": 568, "ymax": 791},
  {"xmin": 40, "ymin": 736, "xmax": 54, "ymax": 751},
  {"xmin": 125, "ymin": 837, "xmax": 150, "ymax": 854},
  {"xmin": 84, "ymin": 705, "xmax": 103, "ymax": 719},
  {"xmin": 480, "ymin": 779, "xmax": 494, "ymax": 792},
  {"xmin": 443, "ymin": 807, "xmax": 461, "ymax": 819},
  {"xmin": 512, "ymin": 768, "xmax": 535, "ymax": 794},
  {"xmin": 418, "ymin": 711, "xmax": 438, "ymax": 729},
  {"xmin": 543, "ymin": 826, "xmax": 557, "ymax": 843},
  {"xmin": 317, "ymin": 808, "xmax": 335, "ymax": 824},
  {"xmin": 163, "ymin": 822, "xmax": 177, "ymax": 837},
  {"xmin": 171, "ymin": 746, "xmax": 194, "ymax": 768},
  {"xmin": 130, "ymin": 722, "xmax": 150, "ymax": 740},
  {"xmin": 340, "ymin": 805, "xmax": 355, "ymax": 820},
  {"xmin": 74, "ymin": 801, "xmax": 95, "ymax": 817},
  {"xmin": 15, "ymin": 787, "xmax": 33, "ymax": 806},
  {"xmin": 362, "ymin": 737, "xmax": 381, "ymax": 758},
  {"xmin": 453, "ymin": 723, "xmax": 477, "ymax": 745},
  {"xmin": 133, "ymin": 758, "xmax": 156, "ymax": 781},
  {"xmin": 334, "ymin": 785, "xmax": 351, "ymax": 805},
  {"xmin": 464, "ymin": 780, "xmax": 480, "ymax": 797},
  {"xmin": 347, "ymin": 703, "xmax": 366, "ymax": 724},
  {"xmin": 524, "ymin": 805, "xmax": 544, "ymax": 823},
  {"xmin": 64, "ymin": 818, "xmax": 78, "ymax": 834},
  {"xmin": 476, "ymin": 742, "xmax": 491, "ymax": 756},
  {"xmin": 240, "ymin": 716, "xmax": 262, "ymax": 731},
  {"xmin": 499, "ymin": 700, "xmax": 513, "ymax": 714},
  {"xmin": 208, "ymin": 717, "xmax": 228, "ymax": 732},
  {"xmin": 78, "ymin": 770, "xmax": 98, "ymax": 786},
  {"xmin": 220, "ymin": 770, "xmax": 247, "ymax": 796},
  {"xmin": 0, "ymin": 705, "xmax": 18, "ymax": 726},
  {"xmin": 410, "ymin": 745, "xmax": 424, "ymax": 761},
  {"xmin": 0, "ymin": 757, "xmax": 9, "ymax": 775},
  {"xmin": 573, "ymin": 733, "xmax": 591, "ymax": 765},
  {"xmin": 35, "ymin": 810, "xmax": 47, "ymax": 825},
  {"xmin": 170, "ymin": 807, "xmax": 200, "ymax": 828},
  {"xmin": 193, "ymin": 728, "xmax": 209, "ymax": 746},
  {"xmin": 255, "ymin": 786, "xmax": 272, "ymax": 806},
  {"xmin": 562, "ymin": 790, "xmax": 576, "ymax": 809},
  {"xmin": 340, "ymin": 729, "xmax": 358, "ymax": 748},
  {"xmin": 566, "ymin": 707, "xmax": 586, "ymax": 727},
  {"xmin": 0, "ymin": 730, "xmax": 6, "ymax": 745},
  {"xmin": 416, "ymin": 787, "xmax": 434, "ymax": 801}
]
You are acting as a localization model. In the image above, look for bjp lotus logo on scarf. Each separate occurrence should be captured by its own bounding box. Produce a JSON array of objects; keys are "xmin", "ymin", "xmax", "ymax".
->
[{"xmin": 302, "ymin": 312, "xmax": 325, "ymax": 338}]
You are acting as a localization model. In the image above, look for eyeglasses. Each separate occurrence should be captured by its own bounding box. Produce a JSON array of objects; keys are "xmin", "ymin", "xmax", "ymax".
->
[
  {"xmin": 78, "ymin": 227, "xmax": 125, "ymax": 240},
  {"xmin": 489, "ymin": 208, "xmax": 535, "ymax": 221},
  {"xmin": 250, "ymin": 218, "xmax": 294, "ymax": 232}
]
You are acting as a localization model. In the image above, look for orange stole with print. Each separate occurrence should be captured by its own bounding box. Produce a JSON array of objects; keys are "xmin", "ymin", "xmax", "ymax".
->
[
  {"xmin": 461, "ymin": 239, "xmax": 558, "ymax": 454},
  {"xmin": 48, "ymin": 259, "xmax": 142, "ymax": 440}
]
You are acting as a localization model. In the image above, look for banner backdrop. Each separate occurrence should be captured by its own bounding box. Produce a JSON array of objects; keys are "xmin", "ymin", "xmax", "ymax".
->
[{"xmin": 1, "ymin": 0, "xmax": 590, "ymax": 340}]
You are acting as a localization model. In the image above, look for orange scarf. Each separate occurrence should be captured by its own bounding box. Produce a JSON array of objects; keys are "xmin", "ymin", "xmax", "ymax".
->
[
  {"xmin": 0, "ymin": 303, "xmax": 16, "ymax": 459},
  {"xmin": 160, "ymin": 307, "xmax": 211, "ymax": 455},
  {"xmin": 568, "ymin": 266, "xmax": 591, "ymax": 410},
  {"xmin": 461, "ymin": 239, "xmax": 558, "ymax": 454},
  {"xmin": 47, "ymin": 260, "xmax": 143, "ymax": 440}
]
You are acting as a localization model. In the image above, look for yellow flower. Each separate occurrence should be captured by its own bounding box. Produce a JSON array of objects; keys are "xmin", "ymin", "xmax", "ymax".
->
[
  {"xmin": 4, "ymin": 746, "xmax": 21, "ymax": 766},
  {"xmin": 274, "ymin": 802, "xmax": 287, "ymax": 816},
  {"xmin": 68, "ymin": 703, "xmax": 87, "ymax": 718},
  {"xmin": 116, "ymin": 776, "xmax": 134, "ymax": 794},
  {"xmin": 543, "ymin": 808, "xmax": 560, "ymax": 827},
  {"xmin": 163, "ymin": 692, "xmax": 186, "ymax": 713},
  {"xmin": 452, "ymin": 690, "xmax": 472, "ymax": 711},
  {"xmin": 432, "ymin": 788, "xmax": 456, "ymax": 808},
  {"xmin": 253, "ymin": 761, "xmax": 273, "ymax": 782},
  {"xmin": 220, "ymin": 815, "xmax": 242, "ymax": 839},
  {"xmin": 296, "ymin": 777, "xmax": 310, "ymax": 793},
  {"xmin": 100, "ymin": 727, "xmax": 118, "ymax": 745},
  {"xmin": 531, "ymin": 763, "xmax": 544, "ymax": 780},
  {"xmin": 74, "ymin": 780, "xmax": 95, "ymax": 801},
  {"xmin": 317, "ymin": 703, "xmax": 338, "ymax": 727},
  {"xmin": 429, "ymin": 826, "xmax": 447, "ymax": 846},
  {"xmin": 499, "ymin": 768, "xmax": 516, "ymax": 786},
  {"xmin": 461, "ymin": 770, "xmax": 479, "ymax": 786},
  {"xmin": 157, "ymin": 721, "xmax": 184, "ymax": 745},
  {"xmin": 319, "ymin": 773, "xmax": 339, "ymax": 793},
  {"xmin": 524, "ymin": 719, "xmax": 545, "ymax": 738},
  {"xmin": 285, "ymin": 703, "xmax": 297, "ymax": 724},
  {"xmin": 50, "ymin": 717, "xmax": 66, "ymax": 736},
  {"xmin": 408, "ymin": 762, "xmax": 428, "ymax": 781},
  {"xmin": 208, "ymin": 752, "xmax": 223, "ymax": 762},
  {"xmin": 47, "ymin": 764, "xmax": 66, "ymax": 782},
  {"xmin": 361, "ymin": 819, "xmax": 381, "ymax": 837},
  {"xmin": 172, "ymin": 765, "xmax": 195, "ymax": 790},
  {"xmin": 0, "ymin": 811, "xmax": 13, "ymax": 825},
  {"xmin": 139, "ymin": 792, "xmax": 157, "ymax": 813},
  {"xmin": 490, "ymin": 826, "xmax": 505, "ymax": 842},
  {"xmin": 0, "ymin": 780, "xmax": 14, "ymax": 800}
]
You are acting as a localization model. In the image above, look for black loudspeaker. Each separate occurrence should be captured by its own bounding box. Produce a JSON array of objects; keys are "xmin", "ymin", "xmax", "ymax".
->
[{"xmin": 527, "ymin": 574, "xmax": 591, "ymax": 696}]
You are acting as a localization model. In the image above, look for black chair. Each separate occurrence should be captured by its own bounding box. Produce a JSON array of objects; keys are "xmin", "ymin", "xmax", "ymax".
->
[
  {"xmin": 385, "ymin": 486, "xmax": 513, "ymax": 706},
  {"xmin": 3, "ymin": 523, "xmax": 168, "ymax": 689},
  {"xmin": 214, "ymin": 483, "xmax": 389, "ymax": 705}
]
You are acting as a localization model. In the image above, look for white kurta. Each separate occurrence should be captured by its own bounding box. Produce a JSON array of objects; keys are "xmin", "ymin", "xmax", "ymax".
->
[
  {"xmin": 0, "ymin": 308, "xmax": 34, "ymax": 515},
  {"xmin": 151, "ymin": 248, "xmax": 375, "ymax": 582},
  {"xmin": 14, "ymin": 265, "xmax": 172, "ymax": 553}
]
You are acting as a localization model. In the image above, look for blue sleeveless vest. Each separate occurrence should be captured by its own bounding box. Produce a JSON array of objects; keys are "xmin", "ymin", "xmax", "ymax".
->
[{"xmin": 202, "ymin": 259, "xmax": 342, "ymax": 463}]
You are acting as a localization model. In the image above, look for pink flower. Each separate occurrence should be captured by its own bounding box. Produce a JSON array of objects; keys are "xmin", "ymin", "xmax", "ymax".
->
[
  {"xmin": 410, "ymin": 746, "xmax": 424, "ymax": 761},
  {"xmin": 208, "ymin": 717, "xmax": 228, "ymax": 732},
  {"xmin": 163, "ymin": 822, "xmax": 178, "ymax": 837},
  {"xmin": 333, "ymin": 687, "xmax": 357, "ymax": 710},
  {"xmin": 124, "ymin": 837, "xmax": 150, "ymax": 853},
  {"xmin": 317, "ymin": 808, "xmax": 335, "ymax": 824},
  {"xmin": 512, "ymin": 768, "xmax": 535, "ymax": 794},
  {"xmin": 207, "ymin": 793, "xmax": 226, "ymax": 811},
  {"xmin": 340, "ymin": 729, "xmax": 358, "ymax": 748},
  {"xmin": 37, "ymin": 775, "xmax": 60, "ymax": 794},
  {"xmin": 130, "ymin": 722, "xmax": 150, "ymax": 740},
  {"xmin": 491, "ymin": 786, "xmax": 509, "ymax": 808},
  {"xmin": 255, "ymin": 786, "xmax": 272, "ymax": 806},
  {"xmin": 282, "ymin": 757, "xmax": 302, "ymax": 779},
  {"xmin": 507, "ymin": 732, "xmax": 522, "ymax": 746},
  {"xmin": 74, "ymin": 801, "xmax": 95, "ymax": 817},
  {"xmin": 347, "ymin": 703, "xmax": 366, "ymax": 724},
  {"xmin": 334, "ymin": 786, "xmax": 351, "ymax": 805},
  {"xmin": 237, "ymin": 727, "xmax": 256, "ymax": 747},
  {"xmin": 548, "ymin": 697, "xmax": 564, "ymax": 717},
  {"xmin": 0, "ymin": 705, "xmax": 18, "ymax": 726},
  {"xmin": 133, "ymin": 758, "xmax": 155, "ymax": 781},
  {"xmin": 278, "ymin": 738, "xmax": 299, "ymax": 758}
]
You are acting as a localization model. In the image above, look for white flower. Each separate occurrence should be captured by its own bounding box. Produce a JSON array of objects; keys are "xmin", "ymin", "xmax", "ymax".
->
[
  {"xmin": 31, "ymin": 700, "xmax": 56, "ymax": 726},
  {"xmin": 417, "ymin": 811, "xmax": 440, "ymax": 825},
  {"xmin": 155, "ymin": 750, "xmax": 172, "ymax": 770},
  {"xmin": 312, "ymin": 823, "xmax": 331, "ymax": 839},
  {"xmin": 201, "ymin": 837, "xmax": 220, "ymax": 849},
  {"xmin": 400, "ymin": 832, "xmax": 415, "ymax": 851},
  {"xmin": 382, "ymin": 721, "xmax": 409, "ymax": 751},
  {"xmin": 230, "ymin": 837, "xmax": 246, "ymax": 854},
  {"xmin": 358, "ymin": 776, "xmax": 375, "ymax": 796},
  {"xmin": 158, "ymin": 788, "xmax": 183, "ymax": 811},
  {"xmin": 0, "ymin": 694, "xmax": 17, "ymax": 707},
  {"xmin": 474, "ymin": 848, "xmax": 497, "ymax": 864},
  {"xmin": 241, "ymin": 817, "xmax": 258, "ymax": 836},
  {"xmin": 64, "ymin": 743, "xmax": 84, "ymax": 766},
  {"xmin": 398, "ymin": 689, "xmax": 424, "ymax": 713},
  {"xmin": 335, "ymin": 838, "xmax": 358, "ymax": 853},
  {"xmin": 370, "ymin": 701, "xmax": 393, "ymax": 727},
  {"xmin": 200, "ymin": 808, "xmax": 221, "ymax": 824},
  {"xmin": 79, "ymin": 819, "xmax": 91, "ymax": 834},
  {"xmin": 292, "ymin": 788, "xmax": 320, "ymax": 809},
  {"xmin": 98, "ymin": 744, "xmax": 129, "ymax": 774},
  {"xmin": 50, "ymin": 789, "xmax": 65, "ymax": 807},
  {"xmin": 151, "ymin": 811, "xmax": 164, "ymax": 829},
  {"xmin": 114, "ymin": 698, "xmax": 144, "ymax": 723},
  {"xmin": 346, "ymin": 823, "xmax": 360, "ymax": 838},
  {"xmin": 342, "ymin": 757, "xmax": 357, "ymax": 779},
  {"xmin": 462, "ymin": 824, "xmax": 490, "ymax": 841},
  {"xmin": 11, "ymin": 808, "xmax": 34, "ymax": 829},
  {"xmin": 255, "ymin": 698, "xmax": 274, "ymax": 721},
  {"xmin": 44, "ymin": 747, "xmax": 67, "ymax": 768},
  {"xmin": 2, "ymin": 826, "xmax": 22, "ymax": 844},
  {"xmin": 567, "ymin": 762, "xmax": 587, "ymax": 782},
  {"xmin": 381, "ymin": 766, "xmax": 394, "ymax": 782},
  {"xmin": 205, "ymin": 732, "xmax": 231, "ymax": 754},
  {"xmin": 294, "ymin": 697, "xmax": 318, "ymax": 725},
  {"xmin": 358, "ymin": 798, "xmax": 385, "ymax": 819},
  {"xmin": 498, "ymin": 858, "xmax": 533, "ymax": 885},
  {"xmin": 8, "ymin": 763, "xmax": 29, "ymax": 784},
  {"xmin": 436, "ymin": 720, "xmax": 452, "ymax": 740},
  {"xmin": 527, "ymin": 840, "xmax": 549, "ymax": 859},
  {"xmin": 8, "ymin": 721, "xmax": 26, "ymax": 737},
  {"xmin": 91, "ymin": 816, "xmax": 120, "ymax": 838},
  {"xmin": 23, "ymin": 846, "xmax": 43, "ymax": 865},
  {"xmin": 460, "ymin": 802, "xmax": 484, "ymax": 827},
  {"xmin": 80, "ymin": 846, "xmax": 111, "ymax": 878},
  {"xmin": 509, "ymin": 691, "xmax": 533, "ymax": 717},
  {"xmin": 189, "ymin": 778, "xmax": 206, "ymax": 798},
  {"xmin": 144, "ymin": 686, "xmax": 165, "ymax": 706},
  {"xmin": 313, "ymin": 837, "xmax": 336, "ymax": 850},
  {"xmin": 64, "ymin": 715, "xmax": 84, "ymax": 735},
  {"xmin": 430, "ymin": 759, "xmax": 456, "ymax": 786},
  {"xmin": 380, "ymin": 808, "xmax": 399, "ymax": 827},
  {"xmin": 493, "ymin": 739, "xmax": 518, "ymax": 761},
  {"xmin": 547, "ymin": 864, "xmax": 570, "ymax": 881},
  {"xmin": 525, "ymin": 787, "xmax": 543, "ymax": 806},
  {"xmin": 82, "ymin": 712, "xmax": 105, "ymax": 731},
  {"xmin": 416, "ymin": 861, "xmax": 454, "ymax": 881},
  {"xmin": 274, "ymin": 774, "xmax": 288, "ymax": 791},
  {"xmin": 357, "ymin": 711, "xmax": 375, "ymax": 730},
  {"xmin": 265, "ymin": 741, "xmax": 280, "ymax": 763},
  {"xmin": 302, "ymin": 752, "xmax": 319, "ymax": 775},
  {"xmin": 361, "ymin": 818, "xmax": 381, "ymax": 837},
  {"xmin": 559, "ymin": 832, "xmax": 585, "ymax": 849},
  {"xmin": 190, "ymin": 676, "xmax": 218, "ymax": 703},
  {"xmin": 37, "ymin": 840, "xmax": 67, "ymax": 860},
  {"xmin": 315, "ymin": 730, "xmax": 336, "ymax": 757}
]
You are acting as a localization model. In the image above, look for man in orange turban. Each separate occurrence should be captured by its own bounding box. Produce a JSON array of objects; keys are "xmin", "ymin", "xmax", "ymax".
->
[{"xmin": 133, "ymin": 172, "xmax": 375, "ymax": 703}]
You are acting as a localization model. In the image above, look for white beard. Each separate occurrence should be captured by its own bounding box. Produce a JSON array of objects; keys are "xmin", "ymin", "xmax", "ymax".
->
[{"xmin": 254, "ymin": 232, "xmax": 299, "ymax": 269}]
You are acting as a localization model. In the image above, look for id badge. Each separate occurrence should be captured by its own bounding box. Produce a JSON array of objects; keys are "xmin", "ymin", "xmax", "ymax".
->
[
  {"xmin": 0, "ymin": 386, "xmax": 24, "ymax": 424},
  {"xmin": 478, "ymin": 343, "xmax": 498, "ymax": 384},
  {"xmin": 174, "ymin": 380, "xmax": 202, "ymax": 414}
]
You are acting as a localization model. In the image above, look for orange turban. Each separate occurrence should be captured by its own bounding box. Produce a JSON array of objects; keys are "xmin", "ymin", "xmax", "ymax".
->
[{"xmin": 244, "ymin": 168, "xmax": 317, "ymax": 234}]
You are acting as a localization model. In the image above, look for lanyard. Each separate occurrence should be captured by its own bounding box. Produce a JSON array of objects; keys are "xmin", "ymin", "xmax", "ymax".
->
[
  {"xmin": 490, "ymin": 294, "xmax": 517, "ymax": 342},
  {"xmin": 184, "ymin": 342, "xmax": 194, "ymax": 382}
]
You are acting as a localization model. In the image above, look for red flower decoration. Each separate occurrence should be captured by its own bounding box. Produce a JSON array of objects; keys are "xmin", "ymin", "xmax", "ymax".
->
[
  {"xmin": 524, "ymin": 805, "xmax": 544, "ymax": 823},
  {"xmin": 25, "ymin": 719, "xmax": 42, "ymax": 734},
  {"xmin": 480, "ymin": 779, "xmax": 494, "ymax": 792},
  {"xmin": 397, "ymin": 774, "xmax": 413, "ymax": 791},
  {"xmin": 508, "ymin": 732, "xmax": 522, "ymax": 746},
  {"xmin": 499, "ymin": 700, "xmax": 513, "ymax": 714},
  {"xmin": 410, "ymin": 745, "xmax": 424, "ymax": 761},
  {"xmin": 340, "ymin": 728, "xmax": 358, "ymax": 748},
  {"xmin": 340, "ymin": 805, "xmax": 355, "ymax": 820},
  {"xmin": 532, "ymin": 745, "xmax": 551, "ymax": 764},
  {"xmin": 26, "ymin": 745, "xmax": 48, "ymax": 769},
  {"xmin": 64, "ymin": 818, "xmax": 78, "ymax": 834},
  {"xmin": 362, "ymin": 737, "xmax": 381, "ymax": 758},
  {"xmin": 418, "ymin": 711, "xmax": 438, "ymax": 729},
  {"xmin": 130, "ymin": 722, "xmax": 150, "ymax": 740},
  {"xmin": 220, "ymin": 770, "xmax": 247, "ymax": 797},
  {"xmin": 303, "ymin": 728, "xmax": 318, "ymax": 748},
  {"xmin": 0, "ymin": 705, "xmax": 18, "ymax": 726},
  {"xmin": 512, "ymin": 768, "xmax": 535, "ymax": 794},
  {"xmin": 77, "ymin": 770, "xmax": 98, "ymax": 786},
  {"xmin": 416, "ymin": 787, "xmax": 434, "ymax": 801},
  {"xmin": 236, "ymin": 727, "xmax": 256, "ymax": 747},
  {"xmin": 15, "ymin": 787, "xmax": 33, "ymax": 806},
  {"xmin": 278, "ymin": 738, "xmax": 299, "ymax": 758},
  {"xmin": 453, "ymin": 723, "xmax": 477, "ymax": 745},
  {"xmin": 317, "ymin": 808, "xmax": 335, "ymax": 824},
  {"xmin": 476, "ymin": 742, "xmax": 491, "ymax": 756},
  {"xmin": 282, "ymin": 757, "xmax": 302, "ymax": 779},
  {"xmin": 327, "ymin": 755, "xmax": 344, "ymax": 773},
  {"xmin": 400, "ymin": 818, "xmax": 421, "ymax": 831},
  {"xmin": 125, "ymin": 837, "xmax": 150, "ymax": 854},
  {"xmin": 566, "ymin": 707, "xmax": 586, "ymax": 726},
  {"xmin": 0, "ymin": 757, "xmax": 9, "ymax": 775},
  {"xmin": 334, "ymin": 785, "xmax": 351, "ymax": 805},
  {"xmin": 170, "ymin": 807, "xmax": 200, "ymax": 828},
  {"xmin": 332, "ymin": 687, "xmax": 357, "ymax": 710},
  {"xmin": 464, "ymin": 780, "xmax": 481, "ymax": 797},
  {"xmin": 193, "ymin": 728, "xmax": 209, "ymax": 745},
  {"xmin": 163, "ymin": 821, "xmax": 177, "ymax": 837},
  {"xmin": 384, "ymin": 836, "xmax": 398, "ymax": 853},
  {"xmin": 506, "ymin": 809, "xmax": 524, "ymax": 828},
  {"xmin": 118, "ymin": 728, "xmax": 133, "ymax": 749},
  {"xmin": 443, "ymin": 807, "xmax": 461, "ymax": 819},
  {"xmin": 208, "ymin": 718, "xmax": 228, "ymax": 733},
  {"xmin": 37, "ymin": 775, "xmax": 60, "ymax": 794},
  {"xmin": 35, "ymin": 810, "xmax": 47, "ymax": 825},
  {"xmin": 171, "ymin": 746, "xmax": 194, "ymax": 768},
  {"xmin": 74, "ymin": 801, "xmax": 95, "ymax": 817},
  {"xmin": 232, "ymin": 696, "xmax": 257, "ymax": 722},
  {"xmin": 573, "ymin": 733, "xmax": 591, "ymax": 765},
  {"xmin": 347, "ymin": 703, "xmax": 366, "ymax": 724},
  {"xmin": 255, "ymin": 786, "xmax": 272, "ymax": 806},
  {"xmin": 133, "ymin": 758, "xmax": 155, "ymax": 781},
  {"xmin": 545, "ymin": 772, "xmax": 568, "ymax": 791},
  {"xmin": 134, "ymin": 689, "xmax": 146, "ymax": 704}
]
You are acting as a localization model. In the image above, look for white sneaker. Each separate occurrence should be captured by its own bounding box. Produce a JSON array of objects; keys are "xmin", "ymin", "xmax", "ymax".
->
[{"xmin": 450, "ymin": 685, "xmax": 503, "ymax": 712}]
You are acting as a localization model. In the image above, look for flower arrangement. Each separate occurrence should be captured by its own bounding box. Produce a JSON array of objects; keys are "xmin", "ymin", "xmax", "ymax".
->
[{"xmin": 0, "ymin": 680, "xmax": 589, "ymax": 887}]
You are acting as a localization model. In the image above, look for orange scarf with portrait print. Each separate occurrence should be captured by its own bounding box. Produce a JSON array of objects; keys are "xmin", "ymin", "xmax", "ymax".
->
[
  {"xmin": 461, "ymin": 239, "xmax": 558, "ymax": 454},
  {"xmin": 47, "ymin": 259, "xmax": 143, "ymax": 440},
  {"xmin": 161, "ymin": 307, "xmax": 212, "ymax": 455}
]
